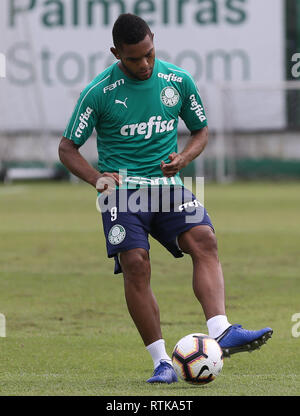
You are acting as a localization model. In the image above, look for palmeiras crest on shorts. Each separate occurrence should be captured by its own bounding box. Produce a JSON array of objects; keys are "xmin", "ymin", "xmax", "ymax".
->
[
  {"xmin": 160, "ymin": 86, "xmax": 180, "ymax": 107},
  {"xmin": 108, "ymin": 224, "xmax": 126, "ymax": 245}
]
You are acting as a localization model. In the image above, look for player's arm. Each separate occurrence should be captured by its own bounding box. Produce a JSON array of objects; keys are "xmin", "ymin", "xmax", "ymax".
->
[
  {"xmin": 60, "ymin": 83, "xmax": 122, "ymax": 193},
  {"xmin": 59, "ymin": 137, "xmax": 100, "ymax": 186},
  {"xmin": 161, "ymin": 126, "xmax": 208, "ymax": 178},
  {"xmin": 59, "ymin": 138, "xmax": 122, "ymax": 193}
]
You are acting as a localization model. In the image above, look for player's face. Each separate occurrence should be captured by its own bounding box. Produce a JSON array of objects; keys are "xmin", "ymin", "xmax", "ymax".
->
[{"xmin": 112, "ymin": 34, "xmax": 155, "ymax": 81}]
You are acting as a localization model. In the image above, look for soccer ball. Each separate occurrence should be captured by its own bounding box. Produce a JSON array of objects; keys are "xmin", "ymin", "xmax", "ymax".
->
[{"xmin": 172, "ymin": 333, "xmax": 223, "ymax": 384}]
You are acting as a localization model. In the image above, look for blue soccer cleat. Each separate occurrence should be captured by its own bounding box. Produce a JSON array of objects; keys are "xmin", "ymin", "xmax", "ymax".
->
[
  {"xmin": 147, "ymin": 360, "xmax": 178, "ymax": 384},
  {"xmin": 215, "ymin": 324, "xmax": 273, "ymax": 358}
]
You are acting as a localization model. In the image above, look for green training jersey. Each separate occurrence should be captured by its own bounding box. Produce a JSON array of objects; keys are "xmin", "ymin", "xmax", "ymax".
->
[{"xmin": 63, "ymin": 59, "xmax": 207, "ymax": 188}]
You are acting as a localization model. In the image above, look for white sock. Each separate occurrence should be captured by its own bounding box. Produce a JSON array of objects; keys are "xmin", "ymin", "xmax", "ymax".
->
[
  {"xmin": 207, "ymin": 315, "xmax": 231, "ymax": 339},
  {"xmin": 146, "ymin": 339, "xmax": 172, "ymax": 369}
]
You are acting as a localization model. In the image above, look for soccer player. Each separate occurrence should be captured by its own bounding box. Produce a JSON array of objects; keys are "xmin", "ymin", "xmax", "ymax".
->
[{"xmin": 59, "ymin": 13, "xmax": 273, "ymax": 384}]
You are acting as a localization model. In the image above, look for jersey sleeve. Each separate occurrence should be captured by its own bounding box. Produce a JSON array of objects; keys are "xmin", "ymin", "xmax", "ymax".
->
[
  {"xmin": 179, "ymin": 74, "xmax": 208, "ymax": 132},
  {"xmin": 63, "ymin": 84, "xmax": 99, "ymax": 146}
]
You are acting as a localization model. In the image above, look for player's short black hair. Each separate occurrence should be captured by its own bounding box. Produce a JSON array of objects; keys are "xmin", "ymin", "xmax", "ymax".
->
[{"xmin": 112, "ymin": 14, "xmax": 152, "ymax": 49}]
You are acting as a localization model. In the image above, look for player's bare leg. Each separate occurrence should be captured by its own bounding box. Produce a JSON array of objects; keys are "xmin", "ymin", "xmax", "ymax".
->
[
  {"xmin": 120, "ymin": 248, "xmax": 162, "ymax": 346},
  {"xmin": 178, "ymin": 225, "xmax": 226, "ymax": 320},
  {"xmin": 178, "ymin": 224, "xmax": 273, "ymax": 356},
  {"xmin": 120, "ymin": 248, "xmax": 177, "ymax": 383}
]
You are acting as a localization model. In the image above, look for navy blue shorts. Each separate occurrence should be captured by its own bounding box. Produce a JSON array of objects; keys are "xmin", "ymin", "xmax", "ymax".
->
[{"xmin": 98, "ymin": 186, "xmax": 214, "ymax": 274}]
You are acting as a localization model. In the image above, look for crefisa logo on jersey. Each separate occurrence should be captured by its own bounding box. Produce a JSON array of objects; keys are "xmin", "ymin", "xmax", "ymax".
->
[
  {"xmin": 189, "ymin": 94, "xmax": 206, "ymax": 122},
  {"xmin": 75, "ymin": 107, "xmax": 93, "ymax": 138},
  {"xmin": 160, "ymin": 87, "xmax": 180, "ymax": 107},
  {"xmin": 158, "ymin": 72, "xmax": 183, "ymax": 83},
  {"xmin": 120, "ymin": 116, "xmax": 175, "ymax": 140}
]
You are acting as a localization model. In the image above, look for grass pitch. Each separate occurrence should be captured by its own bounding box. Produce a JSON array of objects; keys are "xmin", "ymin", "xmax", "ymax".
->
[{"xmin": 0, "ymin": 181, "xmax": 299, "ymax": 396}]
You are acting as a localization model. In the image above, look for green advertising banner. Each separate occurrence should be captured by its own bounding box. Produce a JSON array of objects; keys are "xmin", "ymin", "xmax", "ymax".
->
[{"xmin": 0, "ymin": 0, "xmax": 285, "ymax": 131}]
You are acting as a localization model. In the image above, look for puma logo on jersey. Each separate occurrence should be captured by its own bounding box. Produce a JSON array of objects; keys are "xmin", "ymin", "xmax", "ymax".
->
[
  {"xmin": 75, "ymin": 107, "xmax": 93, "ymax": 138},
  {"xmin": 120, "ymin": 116, "xmax": 175, "ymax": 140},
  {"xmin": 115, "ymin": 98, "xmax": 128, "ymax": 108}
]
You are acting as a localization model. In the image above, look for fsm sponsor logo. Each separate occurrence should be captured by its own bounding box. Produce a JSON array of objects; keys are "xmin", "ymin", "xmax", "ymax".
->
[
  {"xmin": 120, "ymin": 116, "xmax": 175, "ymax": 140},
  {"xmin": 189, "ymin": 94, "xmax": 206, "ymax": 122},
  {"xmin": 103, "ymin": 78, "xmax": 124, "ymax": 93},
  {"xmin": 75, "ymin": 106, "xmax": 93, "ymax": 138}
]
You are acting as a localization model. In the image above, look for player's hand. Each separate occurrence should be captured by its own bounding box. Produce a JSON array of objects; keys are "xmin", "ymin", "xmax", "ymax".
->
[
  {"xmin": 160, "ymin": 152, "xmax": 187, "ymax": 178},
  {"xmin": 95, "ymin": 172, "xmax": 123, "ymax": 195}
]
